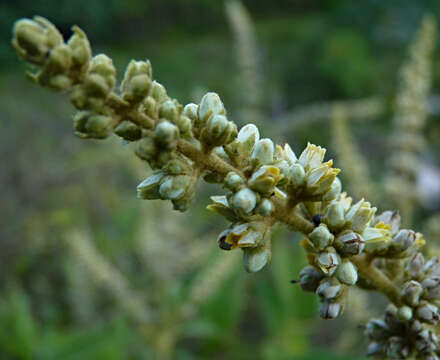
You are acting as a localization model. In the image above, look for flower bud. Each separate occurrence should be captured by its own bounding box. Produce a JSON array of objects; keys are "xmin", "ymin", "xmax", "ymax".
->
[
  {"xmin": 175, "ymin": 116, "xmax": 192, "ymax": 136},
  {"xmin": 308, "ymin": 224, "xmax": 334, "ymax": 251},
  {"xmin": 114, "ymin": 120, "xmax": 142, "ymax": 141},
  {"xmin": 335, "ymin": 260, "xmax": 358, "ymax": 285},
  {"xmin": 323, "ymin": 203, "xmax": 345, "ymax": 231},
  {"xmin": 135, "ymin": 137, "xmax": 157, "ymax": 161},
  {"xmin": 231, "ymin": 188, "xmax": 257, "ymax": 215},
  {"xmin": 73, "ymin": 111, "xmax": 113, "ymax": 139},
  {"xmin": 154, "ymin": 121, "xmax": 179, "ymax": 150},
  {"xmin": 319, "ymin": 300, "xmax": 342, "ymax": 319},
  {"xmin": 198, "ymin": 92, "xmax": 225, "ymax": 126},
  {"xmin": 316, "ymin": 280, "xmax": 342, "ymax": 299},
  {"xmin": 256, "ymin": 198, "xmax": 273, "ymax": 216},
  {"xmin": 397, "ymin": 306, "xmax": 413, "ymax": 321},
  {"xmin": 416, "ymin": 302, "xmax": 440, "ymax": 324},
  {"xmin": 12, "ymin": 17, "xmax": 63, "ymax": 65},
  {"xmin": 243, "ymin": 244, "xmax": 271, "ymax": 273},
  {"xmin": 159, "ymin": 100, "xmax": 178, "ymax": 122},
  {"xmin": 422, "ymin": 276, "xmax": 440, "ymax": 301},
  {"xmin": 89, "ymin": 54, "xmax": 116, "ymax": 88},
  {"xmin": 137, "ymin": 172, "xmax": 164, "ymax": 200},
  {"xmin": 67, "ymin": 26, "xmax": 91, "ymax": 75},
  {"xmin": 402, "ymin": 280, "xmax": 423, "ymax": 307},
  {"xmin": 367, "ymin": 342, "xmax": 385, "ymax": 357},
  {"xmin": 317, "ymin": 250, "xmax": 339, "ymax": 276},
  {"xmin": 322, "ymin": 177, "xmax": 342, "ymax": 201},
  {"xmin": 282, "ymin": 143, "xmax": 297, "ymax": 165},
  {"xmin": 159, "ymin": 175, "xmax": 191, "ymax": 201},
  {"xmin": 183, "ymin": 103, "xmax": 198, "ymax": 122},
  {"xmin": 251, "ymin": 138, "xmax": 274, "ymax": 165},
  {"xmin": 151, "ymin": 81, "xmax": 168, "ymax": 103},
  {"xmin": 289, "ymin": 163, "xmax": 306, "ymax": 187},
  {"xmin": 201, "ymin": 114, "xmax": 237, "ymax": 147},
  {"xmin": 120, "ymin": 60, "xmax": 152, "ymax": 102},
  {"xmin": 424, "ymin": 257, "xmax": 440, "ymax": 276},
  {"xmin": 299, "ymin": 266, "xmax": 324, "ymax": 292},
  {"xmin": 224, "ymin": 172, "xmax": 245, "ymax": 191},
  {"xmin": 391, "ymin": 229, "xmax": 416, "ymax": 253},
  {"xmin": 334, "ymin": 231, "xmax": 365, "ymax": 256},
  {"xmin": 406, "ymin": 252, "xmax": 425, "ymax": 279}
]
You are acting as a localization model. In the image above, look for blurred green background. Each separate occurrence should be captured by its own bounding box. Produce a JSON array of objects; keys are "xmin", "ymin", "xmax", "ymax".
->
[{"xmin": 2, "ymin": 0, "xmax": 440, "ymax": 359}]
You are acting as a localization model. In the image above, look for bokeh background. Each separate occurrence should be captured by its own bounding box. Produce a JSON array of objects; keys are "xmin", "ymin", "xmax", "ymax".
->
[{"xmin": 2, "ymin": 1, "xmax": 440, "ymax": 359}]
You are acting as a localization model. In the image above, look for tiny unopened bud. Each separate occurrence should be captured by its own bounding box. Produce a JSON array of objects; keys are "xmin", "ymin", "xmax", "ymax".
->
[
  {"xmin": 198, "ymin": 92, "xmax": 225, "ymax": 125},
  {"xmin": 232, "ymin": 188, "xmax": 257, "ymax": 215},
  {"xmin": 299, "ymin": 266, "xmax": 324, "ymax": 292},
  {"xmin": 335, "ymin": 260, "xmax": 358, "ymax": 285},
  {"xmin": 406, "ymin": 252, "xmax": 425, "ymax": 279},
  {"xmin": 154, "ymin": 121, "xmax": 179, "ymax": 150},
  {"xmin": 319, "ymin": 300, "xmax": 342, "ymax": 319},
  {"xmin": 289, "ymin": 163, "xmax": 306, "ymax": 187},
  {"xmin": 392, "ymin": 229, "xmax": 416, "ymax": 252},
  {"xmin": 257, "ymin": 198, "xmax": 273, "ymax": 216},
  {"xmin": 308, "ymin": 224, "xmax": 334, "ymax": 251},
  {"xmin": 323, "ymin": 203, "xmax": 345, "ymax": 231},
  {"xmin": 416, "ymin": 302, "xmax": 440, "ymax": 325},
  {"xmin": 316, "ymin": 280, "xmax": 342, "ymax": 300},
  {"xmin": 135, "ymin": 137, "xmax": 156, "ymax": 161},
  {"xmin": 224, "ymin": 172, "xmax": 245, "ymax": 191},
  {"xmin": 159, "ymin": 100, "xmax": 178, "ymax": 122},
  {"xmin": 183, "ymin": 103, "xmax": 198, "ymax": 122},
  {"xmin": 114, "ymin": 120, "xmax": 142, "ymax": 141},
  {"xmin": 422, "ymin": 276, "xmax": 440, "ymax": 300},
  {"xmin": 151, "ymin": 81, "xmax": 168, "ymax": 103},
  {"xmin": 251, "ymin": 138, "xmax": 274, "ymax": 166},
  {"xmin": 159, "ymin": 175, "xmax": 191, "ymax": 201},
  {"xmin": 365, "ymin": 319, "xmax": 389, "ymax": 341},
  {"xmin": 322, "ymin": 177, "xmax": 342, "ymax": 201},
  {"xmin": 201, "ymin": 114, "xmax": 237, "ymax": 146},
  {"xmin": 397, "ymin": 306, "xmax": 413, "ymax": 321},
  {"xmin": 243, "ymin": 245, "xmax": 271, "ymax": 273},
  {"xmin": 402, "ymin": 280, "xmax": 423, "ymax": 307}
]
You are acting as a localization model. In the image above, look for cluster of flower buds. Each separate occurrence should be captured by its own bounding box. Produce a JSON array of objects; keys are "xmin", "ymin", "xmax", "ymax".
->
[{"xmin": 366, "ymin": 304, "xmax": 440, "ymax": 360}]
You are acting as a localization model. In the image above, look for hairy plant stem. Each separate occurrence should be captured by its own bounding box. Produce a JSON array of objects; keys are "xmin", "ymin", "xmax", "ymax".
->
[{"xmin": 351, "ymin": 254, "xmax": 403, "ymax": 306}]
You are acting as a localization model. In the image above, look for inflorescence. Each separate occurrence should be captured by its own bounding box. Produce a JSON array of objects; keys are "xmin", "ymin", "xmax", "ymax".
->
[{"xmin": 12, "ymin": 16, "xmax": 440, "ymax": 359}]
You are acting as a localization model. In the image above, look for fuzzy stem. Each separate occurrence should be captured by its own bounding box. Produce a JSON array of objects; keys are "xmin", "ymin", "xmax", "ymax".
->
[{"xmin": 351, "ymin": 254, "xmax": 403, "ymax": 306}]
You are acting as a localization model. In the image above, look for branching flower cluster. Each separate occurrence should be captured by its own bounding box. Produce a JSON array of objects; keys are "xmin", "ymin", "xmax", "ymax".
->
[{"xmin": 12, "ymin": 16, "xmax": 440, "ymax": 359}]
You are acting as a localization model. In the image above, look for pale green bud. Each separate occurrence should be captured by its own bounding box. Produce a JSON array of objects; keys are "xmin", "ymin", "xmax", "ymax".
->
[
  {"xmin": 335, "ymin": 260, "xmax": 358, "ymax": 285},
  {"xmin": 67, "ymin": 26, "xmax": 91, "ymax": 75},
  {"xmin": 251, "ymin": 138, "xmax": 274, "ymax": 165},
  {"xmin": 289, "ymin": 163, "xmax": 306, "ymax": 187},
  {"xmin": 137, "ymin": 172, "xmax": 164, "ymax": 199},
  {"xmin": 198, "ymin": 92, "xmax": 225, "ymax": 126},
  {"xmin": 422, "ymin": 277, "xmax": 440, "ymax": 301},
  {"xmin": 322, "ymin": 177, "xmax": 342, "ymax": 201},
  {"xmin": 159, "ymin": 100, "xmax": 178, "ymax": 122},
  {"xmin": 143, "ymin": 96, "xmax": 157, "ymax": 118},
  {"xmin": 317, "ymin": 250, "xmax": 339, "ymax": 276},
  {"xmin": 232, "ymin": 188, "xmax": 257, "ymax": 215},
  {"xmin": 299, "ymin": 266, "xmax": 324, "ymax": 292},
  {"xmin": 135, "ymin": 137, "xmax": 157, "ymax": 161},
  {"xmin": 45, "ymin": 44, "xmax": 72, "ymax": 75},
  {"xmin": 73, "ymin": 111, "xmax": 113, "ymax": 139},
  {"xmin": 201, "ymin": 114, "xmax": 237, "ymax": 147},
  {"xmin": 120, "ymin": 60, "xmax": 152, "ymax": 103},
  {"xmin": 243, "ymin": 245, "xmax": 271, "ymax": 273},
  {"xmin": 183, "ymin": 103, "xmax": 198, "ymax": 122},
  {"xmin": 391, "ymin": 229, "xmax": 416, "ymax": 253},
  {"xmin": 151, "ymin": 81, "xmax": 168, "ymax": 103},
  {"xmin": 363, "ymin": 226, "xmax": 393, "ymax": 253},
  {"xmin": 257, "ymin": 198, "xmax": 273, "ymax": 216},
  {"xmin": 12, "ymin": 17, "xmax": 63, "ymax": 65},
  {"xmin": 224, "ymin": 172, "xmax": 245, "ymax": 191},
  {"xmin": 114, "ymin": 120, "xmax": 142, "ymax": 141},
  {"xmin": 89, "ymin": 54, "xmax": 116, "ymax": 88},
  {"xmin": 159, "ymin": 175, "xmax": 191, "ymax": 200},
  {"xmin": 248, "ymin": 165, "xmax": 282, "ymax": 195},
  {"xmin": 237, "ymin": 123, "xmax": 259, "ymax": 146},
  {"xmin": 397, "ymin": 306, "xmax": 413, "ymax": 321},
  {"xmin": 154, "ymin": 121, "xmax": 179, "ymax": 150},
  {"xmin": 175, "ymin": 115, "xmax": 192, "ymax": 136},
  {"xmin": 316, "ymin": 280, "xmax": 342, "ymax": 299},
  {"xmin": 406, "ymin": 252, "xmax": 425, "ymax": 279},
  {"xmin": 308, "ymin": 224, "xmax": 334, "ymax": 251},
  {"xmin": 323, "ymin": 203, "xmax": 345, "ymax": 231}
]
